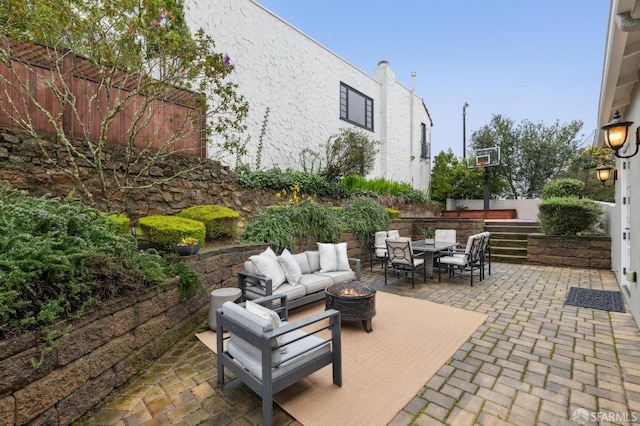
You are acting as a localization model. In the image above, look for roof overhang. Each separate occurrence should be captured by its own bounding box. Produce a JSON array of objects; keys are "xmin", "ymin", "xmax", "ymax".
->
[{"xmin": 598, "ymin": 0, "xmax": 640, "ymax": 144}]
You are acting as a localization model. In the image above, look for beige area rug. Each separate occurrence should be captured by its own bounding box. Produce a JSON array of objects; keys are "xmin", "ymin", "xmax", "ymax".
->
[{"xmin": 196, "ymin": 291, "xmax": 487, "ymax": 426}]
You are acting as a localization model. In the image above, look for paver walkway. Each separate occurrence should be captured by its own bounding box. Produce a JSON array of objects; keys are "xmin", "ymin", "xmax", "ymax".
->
[{"xmin": 81, "ymin": 263, "xmax": 640, "ymax": 425}]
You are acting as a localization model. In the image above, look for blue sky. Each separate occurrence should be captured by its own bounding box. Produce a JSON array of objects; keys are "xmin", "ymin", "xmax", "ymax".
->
[{"xmin": 256, "ymin": 0, "xmax": 610, "ymax": 159}]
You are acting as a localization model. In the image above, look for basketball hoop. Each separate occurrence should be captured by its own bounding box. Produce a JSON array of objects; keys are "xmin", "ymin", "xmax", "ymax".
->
[{"xmin": 478, "ymin": 161, "xmax": 486, "ymax": 170}]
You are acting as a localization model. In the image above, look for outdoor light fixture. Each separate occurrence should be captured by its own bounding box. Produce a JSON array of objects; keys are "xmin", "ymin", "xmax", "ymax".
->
[
  {"xmin": 596, "ymin": 164, "xmax": 617, "ymax": 187},
  {"xmin": 601, "ymin": 110, "xmax": 640, "ymax": 158}
]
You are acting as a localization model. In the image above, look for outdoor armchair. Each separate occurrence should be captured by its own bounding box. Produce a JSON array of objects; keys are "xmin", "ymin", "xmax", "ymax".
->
[{"xmin": 216, "ymin": 294, "xmax": 342, "ymax": 426}]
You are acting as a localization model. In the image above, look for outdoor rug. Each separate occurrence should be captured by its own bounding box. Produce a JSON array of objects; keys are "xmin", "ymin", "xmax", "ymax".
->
[
  {"xmin": 565, "ymin": 287, "xmax": 626, "ymax": 313},
  {"xmin": 196, "ymin": 291, "xmax": 487, "ymax": 426}
]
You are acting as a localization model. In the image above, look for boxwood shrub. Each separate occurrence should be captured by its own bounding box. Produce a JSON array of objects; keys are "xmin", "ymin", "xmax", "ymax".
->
[
  {"xmin": 178, "ymin": 205, "xmax": 239, "ymax": 239},
  {"xmin": 138, "ymin": 215, "xmax": 206, "ymax": 251},
  {"xmin": 538, "ymin": 197, "xmax": 603, "ymax": 236},
  {"xmin": 541, "ymin": 178, "xmax": 584, "ymax": 199}
]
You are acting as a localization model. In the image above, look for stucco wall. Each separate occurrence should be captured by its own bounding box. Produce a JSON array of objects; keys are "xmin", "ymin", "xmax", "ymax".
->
[
  {"xmin": 447, "ymin": 198, "xmax": 542, "ymax": 220},
  {"xmin": 185, "ymin": 0, "xmax": 432, "ymax": 191}
]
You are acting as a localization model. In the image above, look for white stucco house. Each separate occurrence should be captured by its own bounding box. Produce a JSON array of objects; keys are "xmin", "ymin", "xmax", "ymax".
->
[
  {"xmin": 184, "ymin": 0, "xmax": 433, "ymax": 192},
  {"xmin": 599, "ymin": 0, "xmax": 640, "ymax": 326}
]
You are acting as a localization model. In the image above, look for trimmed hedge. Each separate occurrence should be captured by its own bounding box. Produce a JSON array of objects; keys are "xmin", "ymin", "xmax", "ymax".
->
[
  {"xmin": 538, "ymin": 197, "xmax": 603, "ymax": 236},
  {"xmin": 541, "ymin": 178, "xmax": 584, "ymax": 199},
  {"xmin": 178, "ymin": 205, "xmax": 239, "ymax": 239},
  {"xmin": 138, "ymin": 215, "xmax": 206, "ymax": 251}
]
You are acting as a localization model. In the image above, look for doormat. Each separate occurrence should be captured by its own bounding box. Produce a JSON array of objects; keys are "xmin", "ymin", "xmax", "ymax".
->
[{"xmin": 565, "ymin": 287, "xmax": 625, "ymax": 313}]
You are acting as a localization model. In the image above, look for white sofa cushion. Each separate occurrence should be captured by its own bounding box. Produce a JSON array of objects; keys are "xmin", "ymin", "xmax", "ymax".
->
[
  {"xmin": 318, "ymin": 242, "xmax": 350, "ymax": 272},
  {"xmin": 250, "ymin": 247, "xmax": 286, "ymax": 290},
  {"xmin": 293, "ymin": 252, "xmax": 312, "ymax": 274},
  {"xmin": 243, "ymin": 282, "xmax": 306, "ymax": 303},
  {"xmin": 315, "ymin": 269, "xmax": 356, "ymax": 285},
  {"xmin": 307, "ymin": 250, "xmax": 321, "ymax": 272},
  {"xmin": 297, "ymin": 273, "xmax": 334, "ymax": 294},
  {"xmin": 278, "ymin": 248, "xmax": 303, "ymax": 285}
]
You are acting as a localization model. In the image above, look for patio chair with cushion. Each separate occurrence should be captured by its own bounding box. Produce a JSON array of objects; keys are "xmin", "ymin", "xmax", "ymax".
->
[
  {"xmin": 384, "ymin": 237, "xmax": 426, "ymax": 288},
  {"xmin": 480, "ymin": 231, "xmax": 491, "ymax": 278},
  {"xmin": 216, "ymin": 294, "xmax": 342, "ymax": 426},
  {"xmin": 436, "ymin": 233, "xmax": 484, "ymax": 286},
  {"xmin": 370, "ymin": 229, "xmax": 400, "ymax": 271},
  {"xmin": 433, "ymin": 229, "xmax": 458, "ymax": 262},
  {"xmin": 435, "ymin": 229, "xmax": 457, "ymax": 245}
]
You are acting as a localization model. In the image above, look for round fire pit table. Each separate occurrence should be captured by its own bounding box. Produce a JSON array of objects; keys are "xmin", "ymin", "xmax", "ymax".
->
[{"xmin": 325, "ymin": 281, "xmax": 376, "ymax": 332}]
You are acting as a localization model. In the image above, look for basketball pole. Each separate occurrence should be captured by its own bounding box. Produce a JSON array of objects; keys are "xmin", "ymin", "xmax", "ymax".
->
[
  {"xmin": 483, "ymin": 166, "xmax": 490, "ymax": 210},
  {"xmin": 462, "ymin": 102, "xmax": 469, "ymax": 159}
]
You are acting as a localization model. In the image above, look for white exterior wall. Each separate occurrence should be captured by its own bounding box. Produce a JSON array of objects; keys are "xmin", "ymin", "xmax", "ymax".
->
[
  {"xmin": 184, "ymin": 0, "xmax": 432, "ymax": 191},
  {"xmin": 598, "ymin": 0, "xmax": 640, "ymax": 328}
]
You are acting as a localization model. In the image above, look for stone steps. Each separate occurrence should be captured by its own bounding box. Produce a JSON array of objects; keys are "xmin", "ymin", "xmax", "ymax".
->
[{"xmin": 485, "ymin": 221, "xmax": 539, "ymax": 264}]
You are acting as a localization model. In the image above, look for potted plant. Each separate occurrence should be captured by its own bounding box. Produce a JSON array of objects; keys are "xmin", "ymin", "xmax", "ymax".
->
[
  {"xmin": 422, "ymin": 228, "xmax": 435, "ymax": 245},
  {"xmin": 175, "ymin": 237, "xmax": 201, "ymax": 256}
]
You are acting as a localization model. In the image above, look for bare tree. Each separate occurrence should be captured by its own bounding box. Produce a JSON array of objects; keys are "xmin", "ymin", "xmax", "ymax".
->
[{"xmin": 0, "ymin": 0, "xmax": 248, "ymax": 207}]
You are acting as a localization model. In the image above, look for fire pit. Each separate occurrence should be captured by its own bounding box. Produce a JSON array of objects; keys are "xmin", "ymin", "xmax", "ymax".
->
[{"xmin": 325, "ymin": 281, "xmax": 376, "ymax": 332}]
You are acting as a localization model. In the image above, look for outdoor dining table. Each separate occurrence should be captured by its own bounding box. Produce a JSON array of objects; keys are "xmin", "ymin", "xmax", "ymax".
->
[{"xmin": 411, "ymin": 240, "xmax": 459, "ymax": 279}]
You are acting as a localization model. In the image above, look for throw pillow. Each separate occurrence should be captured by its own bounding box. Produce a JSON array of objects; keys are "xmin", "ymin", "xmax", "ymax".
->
[
  {"xmin": 249, "ymin": 248, "xmax": 286, "ymax": 290},
  {"xmin": 245, "ymin": 300, "xmax": 287, "ymax": 353},
  {"xmin": 293, "ymin": 252, "xmax": 311, "ymax": 274},
  {"xmin": 278, "ymin": 248, "xmax": 303, "ymax": 285},
  {"xmin": 317, "ymin": 242, "xmax": 350, "ymax": 272}
]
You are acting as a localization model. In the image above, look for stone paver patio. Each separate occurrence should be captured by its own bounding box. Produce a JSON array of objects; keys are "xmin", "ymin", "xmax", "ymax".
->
[{"xmin": 80, "ymin": 262, "xmax": 640, "ymax": 425}]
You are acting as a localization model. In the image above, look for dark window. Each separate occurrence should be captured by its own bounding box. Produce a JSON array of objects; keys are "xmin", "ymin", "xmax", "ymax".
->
[
  {"xmin": 340, "ymin": 82, "xmax": 373, "ymax": 131},
  {"xmin": 420, "ymin": 123, "xmax": 430, "ymax": 159}
]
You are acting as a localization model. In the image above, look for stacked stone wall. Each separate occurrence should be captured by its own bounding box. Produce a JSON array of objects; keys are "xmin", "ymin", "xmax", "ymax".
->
[
  {"xmin": 0, "ymin": 127, "xmax": 275, "ymax": 222},
  {"xmin": 527, "ymin": 234, "xmax": 611, "ymax": 269}
]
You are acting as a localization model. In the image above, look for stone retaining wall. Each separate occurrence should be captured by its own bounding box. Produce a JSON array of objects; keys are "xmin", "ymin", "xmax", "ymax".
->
[
  {"xmin": 0, "ymin": 126, "xmax": 276, "ymax": 222},
  {"xmin": 527, "ymin": 234, "xmax": 611, "ymax": 269},
  {"xmin": 0, "ymin": 243, "xmax": 265, "ymax": 426},
  {"xmin": 0, "ymin": 231, "xmax": 372, "ymax": 426}
]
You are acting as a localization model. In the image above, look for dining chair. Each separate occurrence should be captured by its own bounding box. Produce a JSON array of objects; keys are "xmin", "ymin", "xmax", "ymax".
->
[
  {"xmin": 370, "ymin": 231, "xmax": 389, "ymax": 271},
  {"xmin": 435, "ymin": 229, "xmax": 457, "ymax": 245},
  {"xmin": 433, "ymin": 229, "xmax": 458, "ymax": 263},
  {"xmin": 384, "ymin": 237, "xmax": 426, "ymax": 288},
  {"xmin": 436, "ymin": 233, "xmax": 484, "ymax": 286},
  {"xmin": 370, "ymin": 230, "xmax": 400, "ymax": 271}
]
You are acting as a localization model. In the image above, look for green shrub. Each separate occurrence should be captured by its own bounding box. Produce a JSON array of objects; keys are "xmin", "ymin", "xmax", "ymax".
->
[
  {"xmin": 341, "ymin": 197, "xmax": 390, "ymax": 248},
  {"xmin": 341, "ymin": 174, "xmax": 429, "ymax": 203},
  {"xmin": 105, "ymin": 213, "xmax": 131, "ymax": 235},
  {"xmin": 538, "ymin": 197, "xmax": 603, "ymax": 236},
  {"xmin": 237, "ymin": 167, "xmax": 351, "ymax": 199},
  {"xmin": 385, "ymin": 208, "xmax": 401, "ymax": 219},
  {"xmin": 138, "ymin": 215, "xmax": 206, "ymax": 251},
  {"xmin": 0, "ymin": 183, "xmax": 202, "ymax": 337},
  {"xmin": 243, "ymin": 200, "xmax": 342, "ymax": 252},
  {"xmin": 179, "ymin": 205, "xmax": 239, "ymax": 239},
  {"xmin": 541, "ymin": 178, "xmax": 584, "ymax": 199}
]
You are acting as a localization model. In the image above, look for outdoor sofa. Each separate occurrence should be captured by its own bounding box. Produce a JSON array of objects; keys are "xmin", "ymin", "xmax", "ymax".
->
[{"xmin": 238, "ymin": 243, "xmax": 361, "ymax": 310}]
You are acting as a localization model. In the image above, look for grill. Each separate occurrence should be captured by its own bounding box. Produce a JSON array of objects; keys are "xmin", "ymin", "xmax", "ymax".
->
[{"xmin": 325, "ymin": 281, "xmax": 376, "ymax": 332}]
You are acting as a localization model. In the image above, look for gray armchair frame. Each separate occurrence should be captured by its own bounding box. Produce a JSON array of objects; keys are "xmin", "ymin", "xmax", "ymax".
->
[{"xmin": 216, "ymin": 294, "xmax": 342, "ymax": 426}]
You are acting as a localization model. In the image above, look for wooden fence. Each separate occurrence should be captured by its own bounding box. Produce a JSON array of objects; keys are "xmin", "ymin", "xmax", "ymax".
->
[{"xmin": 0, "ymin": 42, "xmax": 205, "ymax": 157}]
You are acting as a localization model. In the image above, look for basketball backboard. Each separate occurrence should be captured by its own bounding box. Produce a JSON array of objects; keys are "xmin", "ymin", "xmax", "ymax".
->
[{"xmin": 467, "ymin": 146, "xmax": 501, "ymax": 169}]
